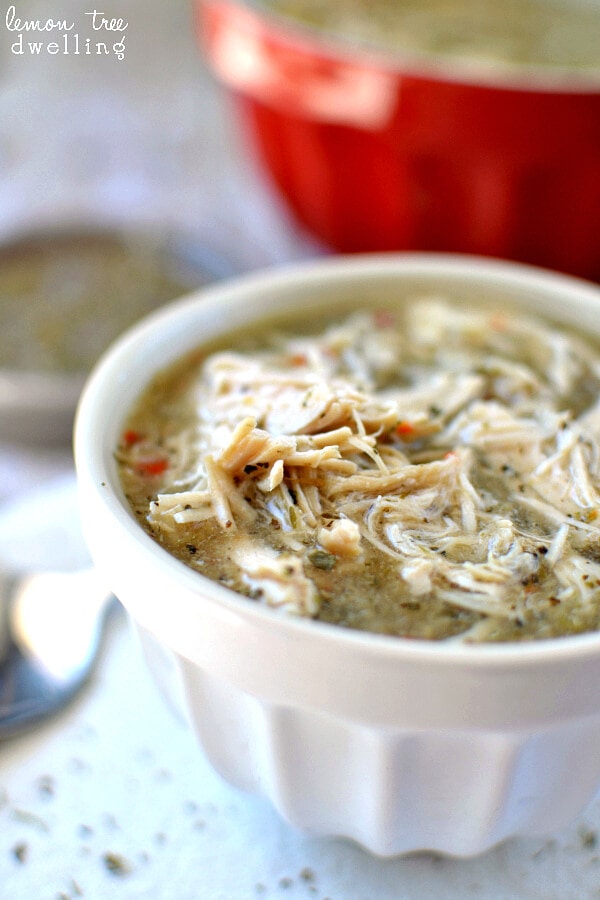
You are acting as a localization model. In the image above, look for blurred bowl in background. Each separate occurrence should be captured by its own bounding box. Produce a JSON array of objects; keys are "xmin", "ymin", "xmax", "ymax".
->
[
  {"xmin": 198, "ymin": 0, "xmax": 600, "ymax": 280},
  {"xmin": 0, "ymin": 224, "xmax": 235, "ymax": 444}
]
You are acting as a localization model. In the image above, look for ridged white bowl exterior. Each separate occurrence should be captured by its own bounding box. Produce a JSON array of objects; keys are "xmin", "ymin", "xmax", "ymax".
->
[
  {"xmin": 130, "ymin": 622, "xmax": 600, "ymax": 857},
  {"xmin": 75, "ymin": 254, "xmax": 600, "ymax": 857}
]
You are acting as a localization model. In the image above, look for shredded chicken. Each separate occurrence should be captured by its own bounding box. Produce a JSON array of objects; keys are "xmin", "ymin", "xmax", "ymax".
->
[
  {"xmin": 318, "ymin": 519, "xmax": 362, "ymax": 559},
  {"xmin": 118, "ymin": 299, "xmax": 600, "ymax": 642},
  {"xmin": 231, "ymin": 539, "xmax": 319, "ymax": 616}
]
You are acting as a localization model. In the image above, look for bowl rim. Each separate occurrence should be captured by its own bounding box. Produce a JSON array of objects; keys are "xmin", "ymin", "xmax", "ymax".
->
[
  {"xmin": 75, "ymin": 251, "xmax": 600, "ymax": 669},
  {"xmin": 201, "ymin": 0, "xmax": 600, "ymax": 94}
]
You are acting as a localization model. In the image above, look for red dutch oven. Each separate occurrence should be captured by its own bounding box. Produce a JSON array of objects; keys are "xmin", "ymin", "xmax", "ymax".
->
[{"xmin": 198, "ymin": 0, "xmax": 600, "ymax": 281}]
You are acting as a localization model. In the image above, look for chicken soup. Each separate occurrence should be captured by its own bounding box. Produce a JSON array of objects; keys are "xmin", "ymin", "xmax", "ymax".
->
[{"xmin": 117, "ymin": 299, "xmax": 600, "ymax": 643}]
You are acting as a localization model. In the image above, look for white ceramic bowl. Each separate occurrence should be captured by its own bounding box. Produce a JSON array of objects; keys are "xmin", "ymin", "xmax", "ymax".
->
[{"xmin": 74, "ymin": 254, "xmax": 600, "ymax": 858}]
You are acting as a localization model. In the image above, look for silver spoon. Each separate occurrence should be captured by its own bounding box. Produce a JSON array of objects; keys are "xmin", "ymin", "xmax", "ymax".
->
[{"xmin": 0, "ymin": 567, "xmax": 115, "ymax": 738}]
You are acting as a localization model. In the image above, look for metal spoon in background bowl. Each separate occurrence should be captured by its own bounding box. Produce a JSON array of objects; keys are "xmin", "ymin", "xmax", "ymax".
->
[{"xmin": 0, "ymin": 224, "xmax": 238, "ymax": 444}]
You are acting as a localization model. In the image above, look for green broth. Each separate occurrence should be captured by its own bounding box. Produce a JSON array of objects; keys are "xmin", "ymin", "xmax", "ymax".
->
[{"xmin": 117, "ymin": 299, "xmax": 600, "ymax": 643}]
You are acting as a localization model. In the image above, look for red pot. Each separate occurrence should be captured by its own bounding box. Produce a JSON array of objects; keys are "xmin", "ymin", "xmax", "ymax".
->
[{"xmin": 198, "ymin": 0, "xmax": 600, "ymax": 280}]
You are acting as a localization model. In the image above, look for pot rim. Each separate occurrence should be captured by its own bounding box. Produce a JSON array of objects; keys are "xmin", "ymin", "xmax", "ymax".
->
[{"xmin": 203, "ymin": 0, "xmax": 600, "ymax": 94}]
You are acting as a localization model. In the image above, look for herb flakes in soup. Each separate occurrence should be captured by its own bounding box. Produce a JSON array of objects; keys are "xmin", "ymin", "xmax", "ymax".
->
[{"xmin": 117, "ymin": 299, "xmax": 600, "ymax": 643}]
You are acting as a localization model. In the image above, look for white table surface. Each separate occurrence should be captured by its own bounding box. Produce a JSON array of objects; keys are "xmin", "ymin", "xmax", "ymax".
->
[{"xmin": 2, "ymin": 2, "xmax": 600, "ymax": 898}]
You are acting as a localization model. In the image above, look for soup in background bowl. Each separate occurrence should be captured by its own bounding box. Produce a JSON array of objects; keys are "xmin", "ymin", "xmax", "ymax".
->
[
  {"xmin": 75, "ymin": 254, "xmax": 600, "ymax": 856},
  {"xmin": 198, "ymin": 0, "xmax": 600, "ymax": 280},
  {"xmin": 0, "ymin": 223, "xmax": 232, "ymax": 443},
  {"xmin": 263, "ymin": 0, "xmax": 600, "ymax": 71}
]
